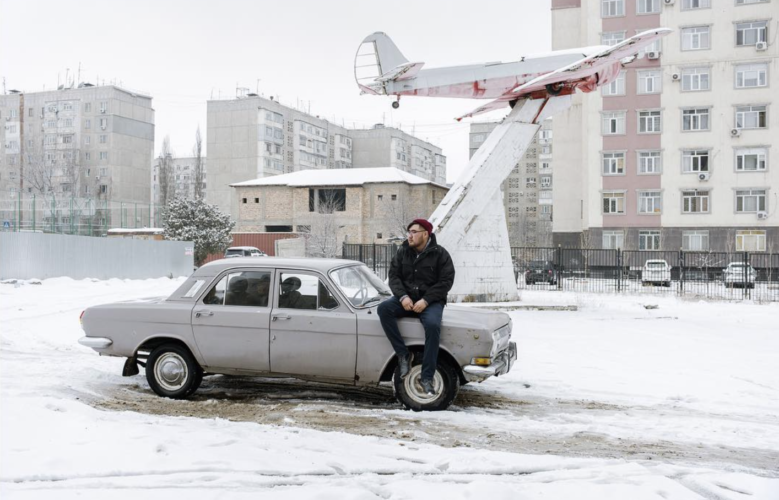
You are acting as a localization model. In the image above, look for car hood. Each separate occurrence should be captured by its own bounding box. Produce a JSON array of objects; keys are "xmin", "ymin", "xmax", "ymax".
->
[{"xmin": 440, "ymin": 305, "xmax": 511, "ymax": 332}]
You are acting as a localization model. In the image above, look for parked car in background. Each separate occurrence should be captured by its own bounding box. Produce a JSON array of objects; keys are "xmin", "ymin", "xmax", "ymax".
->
[
  {"xmin": 723, "ymin": 262, "xmax": 757, "ymax": 289},
  {"xmin": 78, "ymin": 257, "xmax": 517, "ymax": 412},
  {"xmin": 525, "ymin": 260, "xmax": 557, "ymax": 285},
  {"xmin": 641, "ymin": 260, "xmax": 671, "ymax": 287},
  {"xmin": 225, "ymin": 246, "xmax": 266, "ymax": 258}
]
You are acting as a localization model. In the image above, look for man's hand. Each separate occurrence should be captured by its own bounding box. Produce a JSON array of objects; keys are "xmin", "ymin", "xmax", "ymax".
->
[
  {"xmin": 412, "ymin": 299, "xmax": 428, "ymax": 313},
  {"xmin": 401, "ymin": 296, "xmax": 414, "ymax": 311}
]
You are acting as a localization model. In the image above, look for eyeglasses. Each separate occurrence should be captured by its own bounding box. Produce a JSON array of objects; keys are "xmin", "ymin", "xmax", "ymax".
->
[{"xmin": 407, "ymin": 230, "xmax": 427, "ymax": 236}]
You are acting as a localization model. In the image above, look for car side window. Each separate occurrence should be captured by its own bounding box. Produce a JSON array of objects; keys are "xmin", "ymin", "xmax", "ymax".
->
[
  {"xmin": 202, "ymin": 276, "xmax": 227, "ymax": 305},
  {"xmin": 278, "ymin": 273, "xmax": 339, "ymax": 311}
]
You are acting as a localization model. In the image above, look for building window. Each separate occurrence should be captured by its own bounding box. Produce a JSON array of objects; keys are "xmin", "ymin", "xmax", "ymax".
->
[
  {"xmin": 638, "ymin": 191, "xmax": 662, "ymax": 214},
  {"xmin": 682, "ymin": 67, "xmax": 710, "ymax": 91},
  {"xmin": 603, "ymin": 230, "xmax": 624, "ymax": 249},
  {"xmin": 84, "ymin": 152, "xmax": 91, "ymax": 160},
  {"xmin": 682, "ymin": 0, "xmax": 710, "ymax": 9},
  {"xmin": 637, "ymin": 0, "xmax": 660, "ymax": 14},
  {"xmin": 540, "ymin": 176, "xmax": 552, "ymax": 188},
  {"xmin": 602, "ymin": 31, "xmax": 626, "ymax": 46},
  {"xmin": 602, "ymin": 70, "xmax": 625, "ymax": 96},
  {"xmin": 100, "ymin": 102, "xmax": 107, "ymax": 114},
  {"xmin": 62, "ymin": 135, "xmax": 73, "ymax": 144},
  {"xmin": 735, "ymin": 63, "xmax": 768, "ymax": 88},
  {"xmin": 735, "ymin": 105, "xmax": 767, "ymax": 129},
  {"xmin": 99, "ymin": 135, "xmax": 107, "ymax": 144},
  {"xmin": 638, "ymin": 110, "xmax": 661, "ymax": 133},
  {"xmin": 735, "ymin": 21, "xmax": 767, "ymax": 46},
  {"xmin": 682, "ymin": 150, "xmax": 710, "ymax": 172},
  {"xmin": 682, "ymin": 108, "xmax": 710, "ymax": 131},
  {"xmin": 376, "ymin": 233, "xmax": 383, "ymax": 239},
  {"xmin": 602, "ymin": 152, "xmax": 626, "ymax": 175},
  {"xmin": 683, "ymin": 190, "xmax": 710, "ymax": 213},
  {"xmin": 602, "ymin": 0, "xmax": 624, "ymax": 16},
  {"xmin": 637, "ymin": 70, "xmax": 662, "ymax": 94},
  {"xmin": 736, "ymin": 0, "xmax": 769, "ymax": 3},
  {"xmin": 638, "ymin": 151, "xmax": 662, "ymax": 174},
  {"xmin": 84, "ymin": 103, "xmax": 91, "ymax": 113},
  {"xmin": 735, "ymin": 189, "xmax": 767, "ymax": 213},
  {"xmin": 99, "ymin": 184, "xmax": 108, "ymax": 194},
  {"xmin": 602, "ymin": 111, "xmax": 626, "ymax": 135},
  {"xmin": 602, "ymin": 191, "xmax": 625, "ymax": 214},
  {"xmin": 683, "ymin": 230, "xmax": 709, "ymax": 251},
  {"xmin": 639, "ymin": 230, "xmax": 661, "ymax": 250},
  {"xmin": 735, "ymin": 148, "xmax": 767, "ymax": 171},
  {"xmin": 308, "ymin": 188, "xmax": 346, "ymax": 212},
  {"xmin": 99, "ymin": 151, "xmax": 108, "ymax": 160},
  {"xmin": 736, "ymin": 230, "xmax": 766, "ymax": 252},
  {"xmin": 682, "ymin": 26, "xmax": 710, "ymax": 50},
  {"xmin": 242, "ymin": 198, "xmax": 247, "ymax": 204},
  {"xmin": 391, "ymin": 194, "xmax": 397, "ymax": 201}
]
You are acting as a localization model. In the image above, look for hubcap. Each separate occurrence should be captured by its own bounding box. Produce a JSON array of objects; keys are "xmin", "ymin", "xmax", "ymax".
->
[
  {"xmin": 154, "ymin": 352, "xmax": 188, "ymax": 391},
  {"xmin": 403, "ymin": 365, "xmax": 443, "ymax": 404}
]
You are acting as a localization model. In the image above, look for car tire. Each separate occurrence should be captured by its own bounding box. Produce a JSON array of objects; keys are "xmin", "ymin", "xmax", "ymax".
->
[
  {"xmin": 393, "ymin": 356, "xmax": 459, "ymax": 412},
  {"xmin": 146, "ymin": 343, "xmax": 203, "ymax": 399}
]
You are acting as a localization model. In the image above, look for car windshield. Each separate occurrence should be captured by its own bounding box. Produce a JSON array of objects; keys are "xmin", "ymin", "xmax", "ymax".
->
[
  {"xmin": 330, "ymin": 265, "xmax": 391, "ymax": 307},
  {"xmin": 529, "ymin": 261, "xmax": 549, "ymax": 269},
  {"xmin": 647, "ymin": 262, "xmax": 666, "ymax": 268},
  {"xmin": 225, "ymin": 249, "xmax": 242, "ymax": 256}
]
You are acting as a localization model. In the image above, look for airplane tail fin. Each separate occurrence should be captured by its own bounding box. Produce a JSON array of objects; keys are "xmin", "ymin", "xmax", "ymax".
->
[{"xmin": 355, "ymin": 32, "xmax": 409, "ymax": 95}]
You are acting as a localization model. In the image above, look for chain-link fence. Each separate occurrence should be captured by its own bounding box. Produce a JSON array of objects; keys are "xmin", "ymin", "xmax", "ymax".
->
[
  {"xmin": 0, "ymin": 195, "xmax": 164, "ymax": 236},
  {"xmin": 344, "ymin": 243, "xmax": 779, "ymax": 302}
]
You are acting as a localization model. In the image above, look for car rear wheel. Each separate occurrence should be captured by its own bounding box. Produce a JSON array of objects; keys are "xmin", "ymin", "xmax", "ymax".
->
[
  {"xmin": 146, "ymin": 343, "xmax": 203, "ymax": 399},
  {"xmin": 393, "ymin": 357, "xmax": 459, "ymax": 411}
]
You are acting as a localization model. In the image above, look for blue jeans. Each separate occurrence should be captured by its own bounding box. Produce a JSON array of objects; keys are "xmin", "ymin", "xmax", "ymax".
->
[{"xmin": 377, "ymin": 296, "xmax": 444, "ymax": 381}]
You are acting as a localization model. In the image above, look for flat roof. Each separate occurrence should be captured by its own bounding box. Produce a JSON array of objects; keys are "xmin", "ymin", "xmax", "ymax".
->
[{"xmin": 231, "ymin": 167, "xmax": 447, "ymax": 189}]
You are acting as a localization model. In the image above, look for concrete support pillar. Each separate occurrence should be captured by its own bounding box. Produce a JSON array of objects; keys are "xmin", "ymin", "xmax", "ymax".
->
[{"xmin": 431, "ymin": 95, "xmax": 572, "ymax": 302}]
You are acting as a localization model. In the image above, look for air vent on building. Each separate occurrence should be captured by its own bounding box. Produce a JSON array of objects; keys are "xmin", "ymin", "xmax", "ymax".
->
[
  {"xmin": 663, "ymin": 0, "xmax": 674, "ymax": 5},
  {"xmin": 730, "ymin": 128, "xmax": 741, "ymax": 137},
  {"xmin": 698, "ymin": 172, "xmax": 710, "ymax": 181},
  {"xmin": 672, "ymin": 73, "xmax": 680, "ymax": 81},
  {"xmin": 756, "ymin": 41, "xmax": 767, "ymax": 51},
  {"xmin": 647, "ymin": 51, "xmax": 660, "ymax": 60},
  {"xmin": 757, "ymin": 211, "xmax": 768, "ymax": 220}
]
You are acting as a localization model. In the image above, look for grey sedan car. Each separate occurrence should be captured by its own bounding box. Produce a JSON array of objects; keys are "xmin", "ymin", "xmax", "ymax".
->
[{"xmin": 79, "ymin": 257, "xmax": 516, "ymax": 411}]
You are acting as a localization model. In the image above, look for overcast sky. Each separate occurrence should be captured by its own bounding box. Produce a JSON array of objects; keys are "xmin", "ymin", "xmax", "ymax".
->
[{"xmin": 0, "ymin": 0, "xmax": 552, "ymax": 183}]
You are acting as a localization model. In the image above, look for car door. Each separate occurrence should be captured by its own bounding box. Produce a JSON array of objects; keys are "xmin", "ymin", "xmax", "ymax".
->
[
  {"xmin": 191, "ymin": 269, "xmax": 273, "ymax": 372},
  {"xmin": 269, "ymin": 269, "xmax": 357, "ymax": 381}
]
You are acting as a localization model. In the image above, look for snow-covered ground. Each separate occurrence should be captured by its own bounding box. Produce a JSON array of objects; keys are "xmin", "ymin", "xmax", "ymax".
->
[{"xmin": 1, "ymin": 278, "xmax": 778, "ymax": 499}]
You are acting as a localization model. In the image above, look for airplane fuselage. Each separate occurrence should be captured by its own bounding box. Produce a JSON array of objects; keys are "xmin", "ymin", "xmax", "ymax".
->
[{"xmin": 385, "ymin": 52, "xmax": 587, "ymax": 99}]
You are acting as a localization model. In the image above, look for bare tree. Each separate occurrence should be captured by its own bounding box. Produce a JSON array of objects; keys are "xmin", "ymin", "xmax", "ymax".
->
[
  {"xmin": 157, "ymin": 136, "xmax": 175, "ymax": 208},
  {"xmin": 192, "ymin": 126, "xmax": 205, "ymax": 200},
  {"xmin": 305, "ymin": 189, "xmax": 344, "ymax": 258},
  {"xmin": 22, "ymin": 137, "xmax": 93, "ymax": 232}
]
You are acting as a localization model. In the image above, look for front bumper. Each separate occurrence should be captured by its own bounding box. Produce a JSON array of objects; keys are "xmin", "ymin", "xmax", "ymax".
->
[
  {"xmin": 462, "ymin": 342, "xmax": 517, "ymax": 383},
  {"xmin": 78, "ymin": 336, "xmax": 113, "ymax": 349}
]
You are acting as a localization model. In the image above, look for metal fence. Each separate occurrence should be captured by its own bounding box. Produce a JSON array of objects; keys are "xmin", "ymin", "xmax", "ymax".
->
[
  {"xmin": 1, "ymin": 195, "xmax": 164, "ymax": 236},
  {"xmin": 343, "ymin": 243, "xmax": 779, "ymax": 302}
]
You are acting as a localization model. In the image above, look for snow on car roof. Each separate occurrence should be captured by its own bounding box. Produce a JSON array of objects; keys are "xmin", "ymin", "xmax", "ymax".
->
[{"xmin": 230, "ymin": 167, "xmax": 447, "ymax": 189}]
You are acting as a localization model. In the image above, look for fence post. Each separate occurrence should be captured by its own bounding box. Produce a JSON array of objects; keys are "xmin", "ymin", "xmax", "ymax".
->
[
  {"xmin": 372, "ymin": 243, "xmax": 377, "ymax": 272},
  {"xmin": 744, "ymin": 251, "xmax": 750, "ymax": 300},
  {"xmin": 359, "ymin": 244, "xmax": 363, "ymax": 264},
  {"xmin": 555, "ymin": 245, "xmax": 562, "ymax": 290},
  {"xmin": 679, "ymin": 249, "xmax": 685, "ymax": 296},
  {"xmin": 616, "ymin": 249, "xmax": 622, "ymax": 292},
  {"xmin": 32, "ymin": 194, "xmax": 36, "ymax": 232}
]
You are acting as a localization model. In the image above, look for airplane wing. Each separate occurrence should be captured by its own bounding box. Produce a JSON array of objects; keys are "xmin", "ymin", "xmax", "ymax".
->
[{"xmin": 456, "ymin": 28, "xmax": 672, "ymax": 121}]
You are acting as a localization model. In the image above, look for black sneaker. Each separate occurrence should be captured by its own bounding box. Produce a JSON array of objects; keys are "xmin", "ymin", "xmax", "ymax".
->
[
  {"xmin": 399, "ymin": 353, "xmax": 412, "ymax": 379},
  {"xmin": 420, "ymin": 378, "xmax": 435, "ymax": 396}
]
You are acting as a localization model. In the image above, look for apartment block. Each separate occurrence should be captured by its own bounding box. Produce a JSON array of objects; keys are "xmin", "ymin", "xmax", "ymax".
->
[
  {"xmin": 0, "ymin": 85, "xmax": 154, "ymax": 206},
  {"xmin": 350, "ymin": 125, "xmax": 447, "ymax": 185},
  {"xmin": 551, "ymin": 0, "xmax": 778, "ymax": 252},
  {"xmin": 207, "ymin": 96, "xmax": 446, "ymax": 219},
  {"xmin": 469, "ymin": 119, "xmax": 554, "ymax": 247},
  {"xmin": 152, "ymin": 156, "xmax": 207, "ymax": 205}
]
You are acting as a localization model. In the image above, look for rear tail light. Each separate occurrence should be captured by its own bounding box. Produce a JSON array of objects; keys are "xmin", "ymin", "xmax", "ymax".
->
[
  {"xmin": 548, "ymin": 270, "xmax": 552, "ymax": 275},
  {"xmin": 79, "ymin": 310, "xmax": 85, "ymax": 325}
]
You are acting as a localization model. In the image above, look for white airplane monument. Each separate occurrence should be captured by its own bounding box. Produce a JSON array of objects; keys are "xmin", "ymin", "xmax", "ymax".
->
[{"xmin": 355, "ymin": 29, "xmax": 671, "ymax": 301}]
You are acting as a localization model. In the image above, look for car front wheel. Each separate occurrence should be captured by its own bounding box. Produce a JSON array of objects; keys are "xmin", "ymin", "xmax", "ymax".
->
[
  {"xmin": 146, "ymin": 343, "xmax": 203, "ymax": 399},
  {"xmin": 393, "ymin": 357, "xmax": 459, "ymax": 411}
]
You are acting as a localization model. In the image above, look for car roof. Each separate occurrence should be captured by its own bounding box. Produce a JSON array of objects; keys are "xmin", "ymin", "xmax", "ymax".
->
[
  {"xmin": 196, "ymin": 256, "xmax": 361, "ymax": 276},
  {"xmin": 226, "ymin": 246, "xmax": 261, "ymax": 251},
  {"xmin": 645, "ymin": 259, "xmax": 668, "ymax": 263}
]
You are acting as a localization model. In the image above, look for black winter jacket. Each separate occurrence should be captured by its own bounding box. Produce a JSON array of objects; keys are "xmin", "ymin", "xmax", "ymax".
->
[{"xmin": 388, "ymin": 234, "xmax": 455, "ymax": 305}]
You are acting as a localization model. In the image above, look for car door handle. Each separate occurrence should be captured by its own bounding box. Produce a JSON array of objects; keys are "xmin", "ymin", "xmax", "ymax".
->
[
  {"xmin": 195, "ymin": 310, "xmax": 214, "ymax": 318},
  {"xmin": 272, "ymin": 314, "xmax": 290, "ymax": 321}
]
